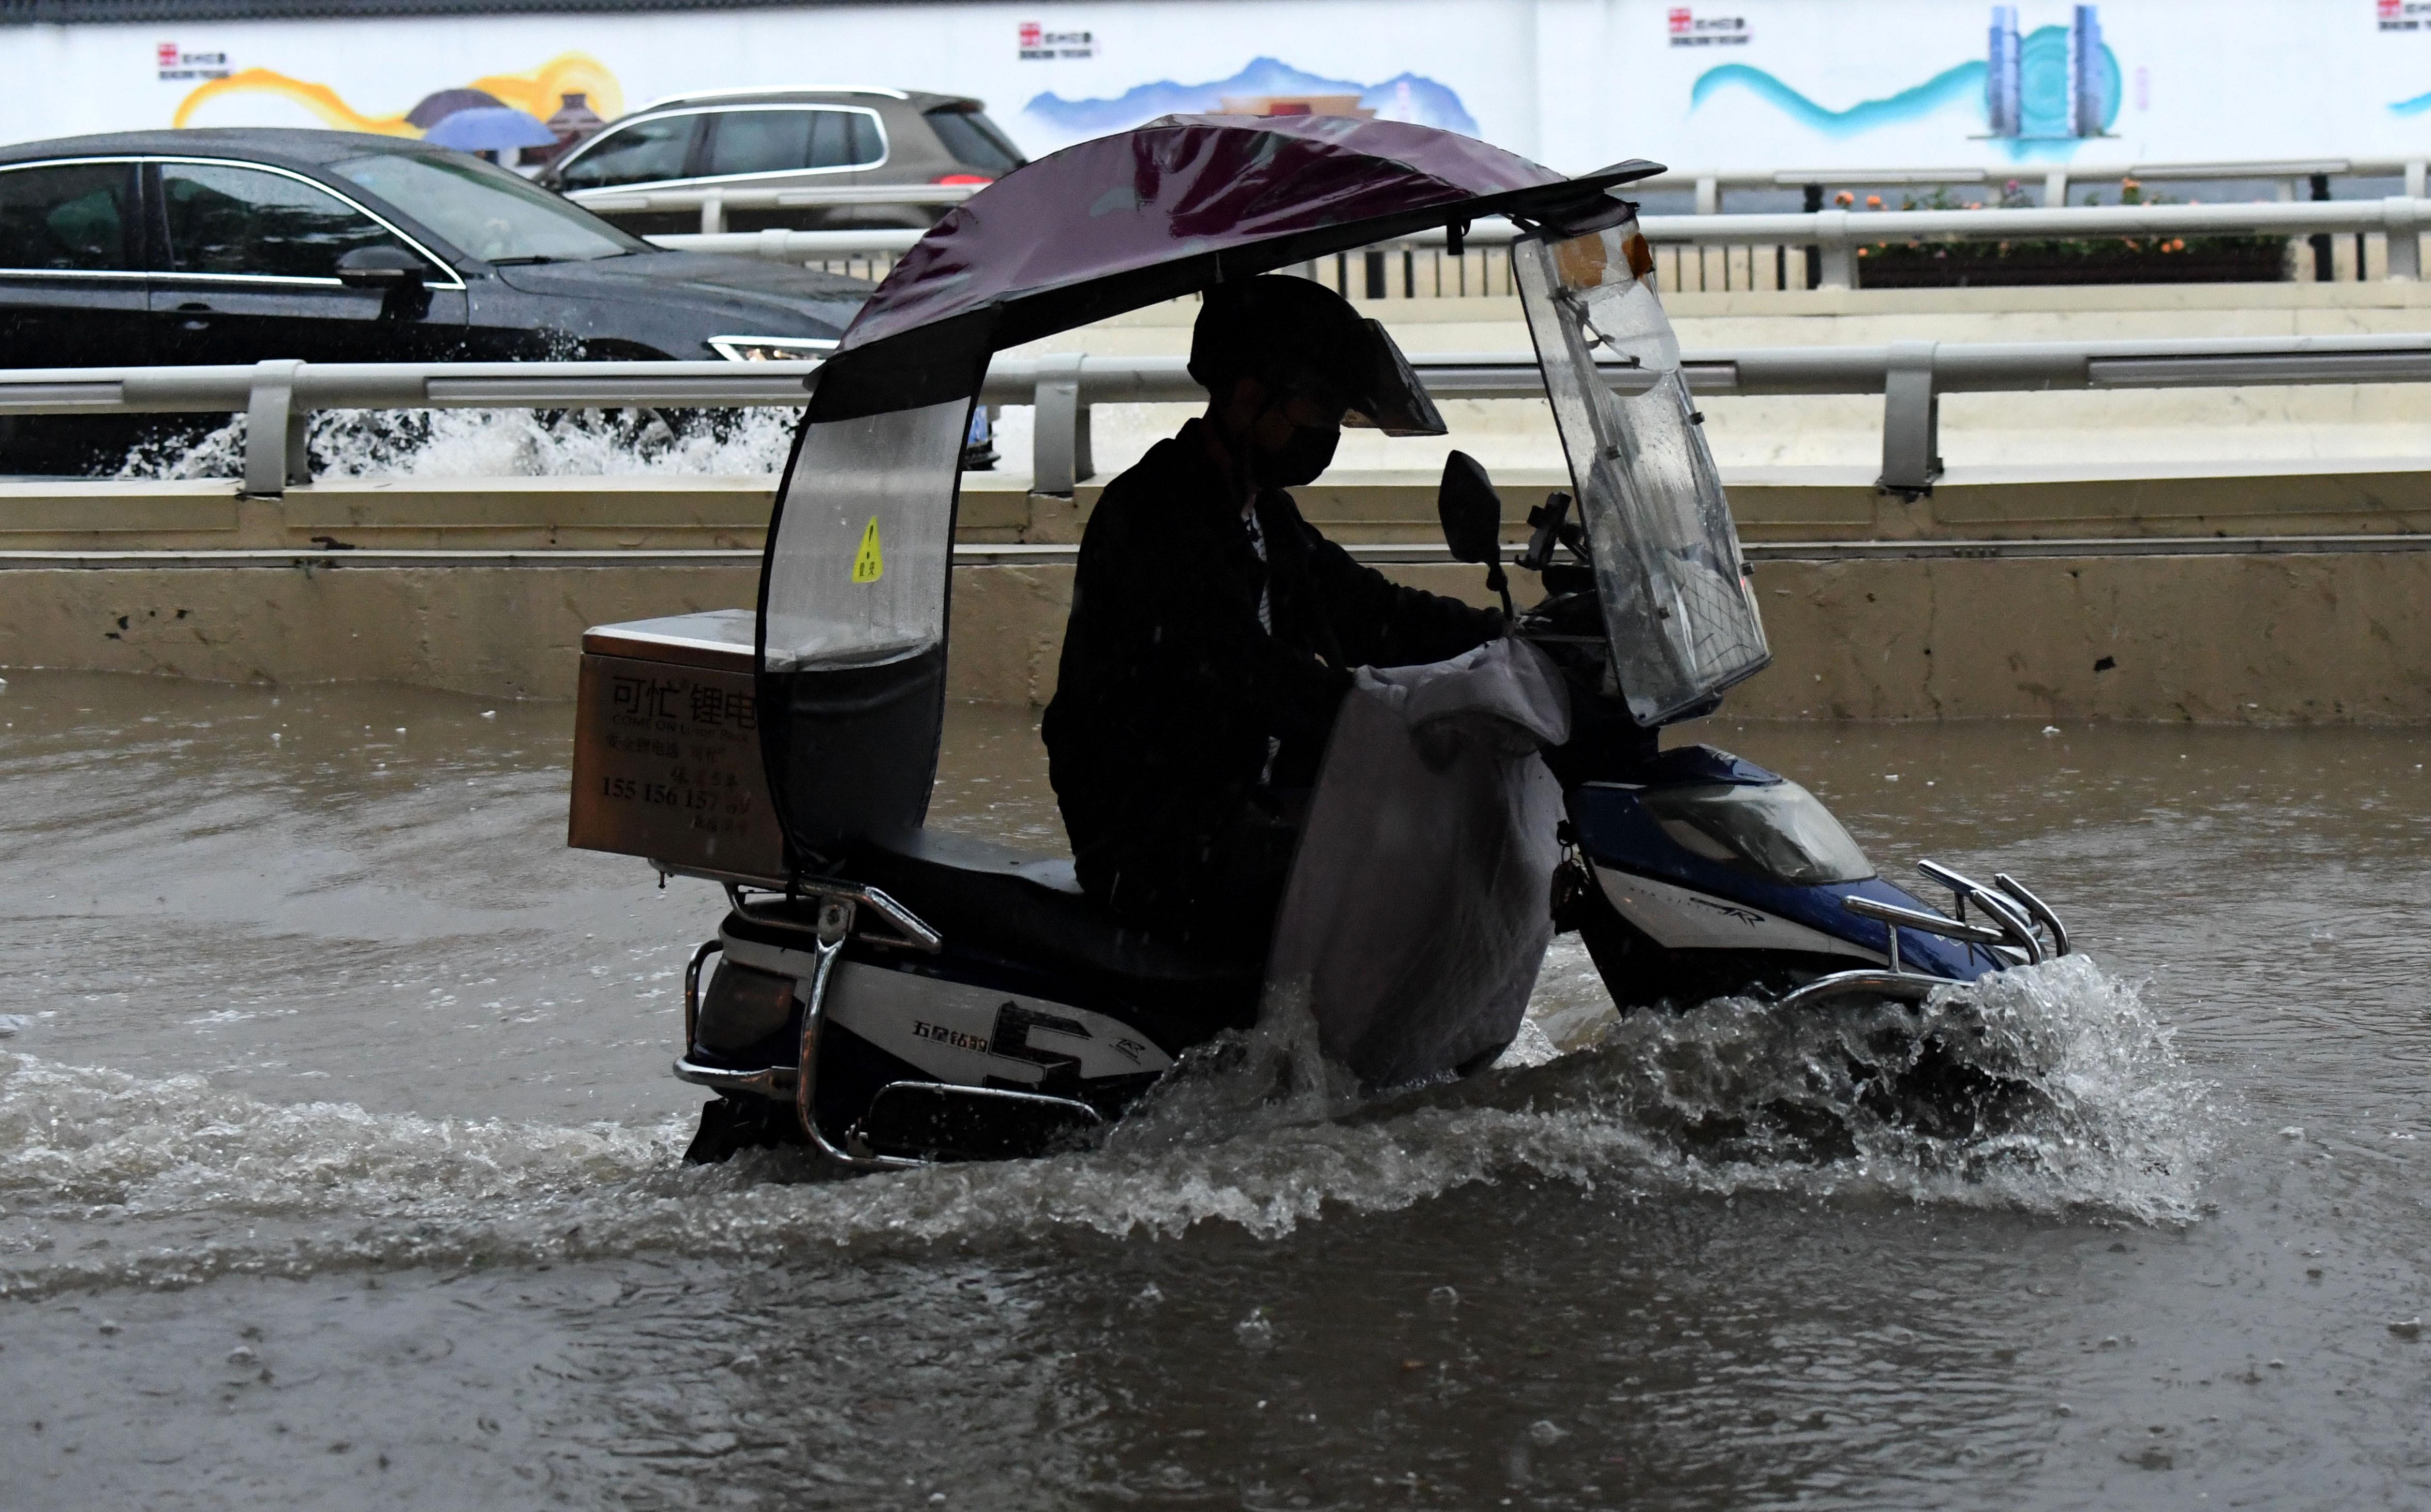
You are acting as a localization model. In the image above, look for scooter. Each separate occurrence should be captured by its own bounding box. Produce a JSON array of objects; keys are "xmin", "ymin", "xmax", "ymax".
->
[{"xmin": 563, "ymin": 113, "xmax": 2066, "ymax": 1169}]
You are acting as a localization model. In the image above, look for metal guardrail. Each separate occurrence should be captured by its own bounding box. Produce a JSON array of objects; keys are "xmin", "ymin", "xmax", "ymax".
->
[
  {"xmin": 9, "ymin": 333, "xmax": 2431, "ymax": 498},
  {"xmin": 649, "ymin": 197, "xmax": 2431, "ymax": 293},
  {"xmin": 1644, "ymin": 199, "xmax": 2429, "ymax": 288},
  {"xmin": 573, "ymin": 157, "xmax": 2427, "ymax": 236},
  {"xmin": 1633, "ymin": 155, "xmax": 2431, "ymax": 214},
  {"xmin": 574, "ymin": 181, "xmax": 979, "ymax": 234}
]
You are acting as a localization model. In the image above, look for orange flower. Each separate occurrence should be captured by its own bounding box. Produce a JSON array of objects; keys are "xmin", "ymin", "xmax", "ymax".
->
[
  {"xmin": 1964, "ymin": 201, "xmax": 1982, "ymax": 209},
  {"xmin": 1836, "ymin": 190, "xmax": 1855, "ymax": 206},
  {"xmin": 1866, "ymin": 194, "xmax": 1883, "ymax": 209},
  {"xmin": 2121, "ymin": 177, "xmax": 2141, "ymax": 190}
]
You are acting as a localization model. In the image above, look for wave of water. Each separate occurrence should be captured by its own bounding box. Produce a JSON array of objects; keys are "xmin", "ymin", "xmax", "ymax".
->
[
  {"xmin": 0, "ymin": 955, "xmax": 2209, "ymax": 1298},
  {"xmin": 114, "ymin": 406, "xmax": 801, "ymax": 482}
]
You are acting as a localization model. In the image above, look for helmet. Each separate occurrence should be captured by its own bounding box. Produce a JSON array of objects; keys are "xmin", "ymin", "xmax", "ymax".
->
[{"xmin": 1187, "ymin": 274, "xmax": 1447, "ymax": 436}]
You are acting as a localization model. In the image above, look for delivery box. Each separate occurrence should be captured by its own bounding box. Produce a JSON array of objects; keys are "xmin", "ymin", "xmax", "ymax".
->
[{"xmin": 568, "ymin": 609, "xmax": 786, "ymax": 882}]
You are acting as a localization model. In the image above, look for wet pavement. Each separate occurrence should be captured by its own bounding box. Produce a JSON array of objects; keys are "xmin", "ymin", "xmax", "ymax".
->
[{"xmin": 1, "ymin": 668, "xmax": 2427, "ymax": 1509}]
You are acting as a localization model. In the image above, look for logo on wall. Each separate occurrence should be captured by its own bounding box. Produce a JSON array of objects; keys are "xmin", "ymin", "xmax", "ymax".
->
[
  {"xmin": 1019, "ymin": 22, "xmax": 1097, "ymax": 61},
  {"xmin": 2379, "ymin": 0, "xmax": 2431, "ymax": 31},
  {"xmin": 1668, "ymin": 9, "xmax": 1751, "ymax": 46},
  {"xmin": 156, "ymin": 42, "xmax": 232, "ymax": 82}
]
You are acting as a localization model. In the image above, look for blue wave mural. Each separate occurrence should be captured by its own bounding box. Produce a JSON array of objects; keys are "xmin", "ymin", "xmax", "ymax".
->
[
  {"xmin": 1691, "ymin": 60, "xmax": 1985, "ymax": 135},
  {"xmin": 2390, "ymin": 89, "xmax": 2431, "ymax": 116},
  {"xmin": 1692, "ymin": 24, "xmax": 2118, "ymax": 147},
  {"xmin": 1021, "ymin": 56, "xmax": 1478, "ymax": 140}
]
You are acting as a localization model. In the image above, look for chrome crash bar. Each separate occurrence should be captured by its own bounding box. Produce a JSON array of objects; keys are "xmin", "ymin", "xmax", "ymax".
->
[
  {"xmin": 1915, "ymin": 859, "xmax": 2070, "ymax": 961},
  {"xmin": 675, "ymin": 888, "xmax": 1100, "ymax": 1170},
  {"xmin": 1806, "ymin": 862, "xmax": 2073, "ymax": 1010},
  {"xmin": 1774, "ymin": 968, "xmax": 1948, "ymax": 1011},
  {"xmin": 1842, "ymin": 893, "xmax": 2008, "ymax": 975}
]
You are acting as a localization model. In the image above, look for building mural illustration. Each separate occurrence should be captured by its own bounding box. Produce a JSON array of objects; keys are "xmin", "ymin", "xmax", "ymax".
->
[
  {"xmin": 1, "ymin": 2, "xmax": 2426, "ymax": 179},
  {"xmin": 169, "ymin": 51, "xmax": 619, "ymax": 162},
  {"xmin": 1688, "ymin": 5, "xmax": 2120, "ymax": 156}
]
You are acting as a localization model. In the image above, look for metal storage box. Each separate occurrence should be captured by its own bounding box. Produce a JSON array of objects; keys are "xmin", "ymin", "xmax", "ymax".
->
[{"xmin": 568, "ymin": 609, "xmax": 786, "ymax": 882}]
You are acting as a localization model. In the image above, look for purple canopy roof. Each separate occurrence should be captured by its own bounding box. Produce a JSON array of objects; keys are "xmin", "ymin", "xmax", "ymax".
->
[{"xmin": 815, "ymin": 115, "xmax": 1656, "ymax": 412}]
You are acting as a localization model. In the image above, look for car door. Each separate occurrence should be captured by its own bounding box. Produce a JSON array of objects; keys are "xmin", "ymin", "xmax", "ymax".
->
[
  {"xmin": 145, "ymin": 158, "xmax": 466, "ymax": 366},
  {"xmin": 700, "ymin": 107, "xmax": 884, "ymax": 231},
  {"xmin": 0, "ymin": 158, "xmax": 154, "ymax": 473},
  {"xmin": 0, "ymin": 157, "xmax": 148, "ymax": 367},
  {"xmin": 551, "ymin": 113, "xmax": 706, "ymax": 237}
]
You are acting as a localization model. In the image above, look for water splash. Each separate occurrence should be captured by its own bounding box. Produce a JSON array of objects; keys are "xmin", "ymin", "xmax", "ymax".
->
[
  {"xmin": 0, "ymin": 955, "xmax": 2208, "ymax": 1298},
  {"xmin": 113, "ymin": 406, "xmax": 799, "ymax": 483}
]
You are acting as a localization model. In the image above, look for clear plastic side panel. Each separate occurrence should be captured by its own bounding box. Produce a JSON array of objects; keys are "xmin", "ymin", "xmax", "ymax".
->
[
  {"xmin": 763, "ymin": 398, "xmax": 966, "ymax": 671},
  {"xmin": 1514, "ymin": 226, "xmax": 1770, "ymax": 726},
  {"xmin": 758, "ymin": 397, "xmax": 968, "ymax": 859}
]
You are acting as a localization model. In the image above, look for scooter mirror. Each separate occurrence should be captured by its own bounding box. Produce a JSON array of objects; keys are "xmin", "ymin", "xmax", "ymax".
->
[
  {"xmin": 1437, "ymin": 450, "xmax": 1503, "ymax": 566},
  {"xmin": 1438, "ymin": 449, "xmax": 1513, "ymax": 623}
]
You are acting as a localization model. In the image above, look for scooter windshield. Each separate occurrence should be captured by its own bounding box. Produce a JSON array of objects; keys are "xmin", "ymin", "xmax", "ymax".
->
[{"xmin": 1514, "ymin": 220, "xmax": 1769, "ymax": 725}]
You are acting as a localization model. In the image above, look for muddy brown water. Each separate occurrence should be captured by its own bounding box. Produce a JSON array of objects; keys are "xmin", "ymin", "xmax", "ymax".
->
[{"xmin": 1, "ymin": 669, "xmax": 2427, "ymax": 1509}]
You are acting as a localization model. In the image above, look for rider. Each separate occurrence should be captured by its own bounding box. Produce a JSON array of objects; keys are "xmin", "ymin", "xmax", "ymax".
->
[{"xmin": 1041, "ymin": 274, "xmax": 1503, "ymax": 954}]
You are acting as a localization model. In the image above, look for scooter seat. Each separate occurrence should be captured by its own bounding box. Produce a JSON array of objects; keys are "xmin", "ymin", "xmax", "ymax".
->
[{"xmin": 846, "ymin": 828, "xmax": 1263, "ymax": 1032}]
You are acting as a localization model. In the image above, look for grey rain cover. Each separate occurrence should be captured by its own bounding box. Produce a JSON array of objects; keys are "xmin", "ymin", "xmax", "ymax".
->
[{"xmin": 1265, "ymin": 637, "xmax": 1573, "ymax": 1088}]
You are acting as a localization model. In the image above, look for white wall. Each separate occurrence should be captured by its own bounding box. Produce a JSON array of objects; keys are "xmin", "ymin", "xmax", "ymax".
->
[{"xmin": 8, "ymin": 1, "xmax": 2429, "ymax": 174}]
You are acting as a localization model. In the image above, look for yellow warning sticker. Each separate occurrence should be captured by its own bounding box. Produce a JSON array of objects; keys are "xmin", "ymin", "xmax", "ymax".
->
[{"xmin": 851, "ymin": 515, "xmax": 884, "ymax": 583}]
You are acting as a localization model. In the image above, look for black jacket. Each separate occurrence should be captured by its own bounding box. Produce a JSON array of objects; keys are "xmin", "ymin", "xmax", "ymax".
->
[{"xmin": 1042, "ymin": 421, "xmax": 1501, "ymax": 919}]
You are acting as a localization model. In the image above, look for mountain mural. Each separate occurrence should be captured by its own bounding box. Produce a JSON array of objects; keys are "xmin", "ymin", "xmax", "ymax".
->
[{"xmin": 1020, "ymin": 56, "xmax": 1478, "ymax": 141}]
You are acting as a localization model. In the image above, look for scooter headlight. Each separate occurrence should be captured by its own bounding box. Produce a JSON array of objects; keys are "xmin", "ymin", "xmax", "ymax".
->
[{"xmin": 1639, "ymin": 780, "xmax": 1874, "ymax": 886}]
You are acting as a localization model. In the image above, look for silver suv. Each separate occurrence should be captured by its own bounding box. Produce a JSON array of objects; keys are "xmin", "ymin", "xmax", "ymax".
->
[{"xmin": 538, "ymin": 86, "xmax": 1024, "ymax": 233}]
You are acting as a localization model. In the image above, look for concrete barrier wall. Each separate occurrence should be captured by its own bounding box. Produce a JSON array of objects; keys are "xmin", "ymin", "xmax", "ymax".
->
[
  {"xmin": 8, "ymin": 282, "xmax": 2428, "ymax": 720},
  {"xmin": 12, "ymin": 459, "xmax": 2431, "ymax": 554},
  {"xmin": 7, "ymin": 549, "xmax": 2427, "ymax": 723}
]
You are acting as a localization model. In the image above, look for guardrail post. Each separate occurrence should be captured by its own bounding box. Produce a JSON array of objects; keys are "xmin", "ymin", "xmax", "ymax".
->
[
  {"xmin": 699, "ymin": 194, "xmax": 725, "ymax": 236},
  {"xmin": 2409, "ymin": 162, "xmax": 2428, "ymax": 200},
  {"xmin": 242, "ymin": 359, "xmax": 309, "ymax": 498},
  {"xmin": 1032, "ymin": 353, "xmax": 1093, "ymax": 495},
  {"xmin": 1812, "ymin": 209, "xmax": 1854, "ymax": 289},
  {"xmin": 1695, "ymin": 177, "xmax": 1720, "ymax": 216},
  {"xmin": 2042, "ymin": 170, "xmax": 2068, "ymax": 208},
  {"xmin": 1876, "ymin": 341, "xmax": 1942, "ymax": 498},
  {"xmin": 2310, "ymin": 173, "xmax": 2335, "ymax": 282},
  {"xmin": 1801, "ymin": 183, "xmax": 1823, "ymax": 288},
  {"xmin": 2385, "ymin": 197, "xmax": 2422, "ymax": 280}
]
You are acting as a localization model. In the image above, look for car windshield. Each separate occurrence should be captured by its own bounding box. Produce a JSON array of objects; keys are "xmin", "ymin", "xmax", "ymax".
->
[{"xmin": 327, "ymin": 152, "xmax": 646, "ymax": 264}]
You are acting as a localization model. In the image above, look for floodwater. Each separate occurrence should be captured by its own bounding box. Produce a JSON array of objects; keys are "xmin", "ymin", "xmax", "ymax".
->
[{"xmin": 1, "ymin": 669, "xmax": 2427, "ymax": 1509}]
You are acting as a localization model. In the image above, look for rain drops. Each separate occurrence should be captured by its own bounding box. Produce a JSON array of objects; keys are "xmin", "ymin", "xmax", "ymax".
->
[{"xmin": 1235, "ymin": 1308, "xmax": 1274, "ymax": 1352}]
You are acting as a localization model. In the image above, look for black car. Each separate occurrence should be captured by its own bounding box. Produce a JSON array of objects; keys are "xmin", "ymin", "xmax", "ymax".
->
[{"xmin": 0, "ymin": 128, "xmax": 869, "ymax": 471}]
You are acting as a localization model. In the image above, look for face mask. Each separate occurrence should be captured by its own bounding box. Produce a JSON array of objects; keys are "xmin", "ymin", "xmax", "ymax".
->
[{"xmin": 1247, "ymin": 409, "xmax": 1340, "ymax": 489}]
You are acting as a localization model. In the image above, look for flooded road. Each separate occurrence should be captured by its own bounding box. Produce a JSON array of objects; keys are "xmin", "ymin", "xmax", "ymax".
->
[{"xmin": 1, "ymin": 669, "xmax": 2427, "ymax": 1509}]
